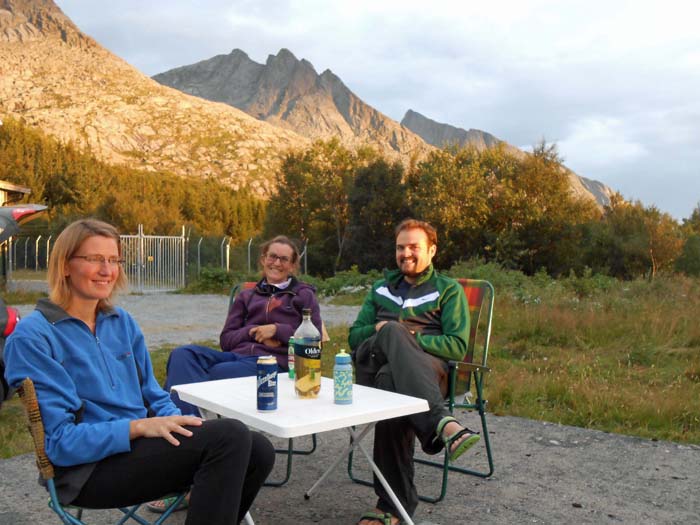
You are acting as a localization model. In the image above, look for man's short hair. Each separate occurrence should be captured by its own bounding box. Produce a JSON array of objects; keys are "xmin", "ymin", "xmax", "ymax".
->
[{"xmin": 395, "ymin": 219, "xmax": 438, "ymax": 247}]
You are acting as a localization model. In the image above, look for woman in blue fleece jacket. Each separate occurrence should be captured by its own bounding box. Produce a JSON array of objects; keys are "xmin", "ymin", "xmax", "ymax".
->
[{"xmin": 4, "ymin": 219, "xmax": 274, "ymax": 525}]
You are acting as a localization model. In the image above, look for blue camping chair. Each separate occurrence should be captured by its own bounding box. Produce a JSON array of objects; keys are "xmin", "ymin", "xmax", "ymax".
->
[{"xmin": 17, "ymin": 377, "xmax": 187, "ymax": 525}]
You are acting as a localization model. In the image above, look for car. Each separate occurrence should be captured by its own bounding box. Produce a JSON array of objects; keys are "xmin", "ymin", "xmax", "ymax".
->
[
  {"xmin": 0, "ymin": 297, "xmax": 20, "ymax": 406},
  {"xmin": 0, "ymin": 203, "xmax": 46, "ymax": 408}
]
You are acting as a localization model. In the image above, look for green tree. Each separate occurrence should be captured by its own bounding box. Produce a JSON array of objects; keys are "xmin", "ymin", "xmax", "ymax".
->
[
  {"xmin": 682, "ymin": 203, "xmax": 700, "ymax": 236},
  {"xmin": 345, "ymin": 159, "xmax": 410, "ymax": 272},
  {"xmin": 0, "ymin": 116, "xmax": 264, "ymax": 237},
  {"xmin": 406, "ymin": 146, "xmax": 490, "ymax": 267},
  {"xmin": 675, "ymin": 235, "xmax": 700, "ymax": 276},
  {"xmin": 264, "ymin": 139, "xmax": 378, "ymax": 275},
  {"xmin": 584, "ymin": 195, "xmax": 683, "ymax": 279}
]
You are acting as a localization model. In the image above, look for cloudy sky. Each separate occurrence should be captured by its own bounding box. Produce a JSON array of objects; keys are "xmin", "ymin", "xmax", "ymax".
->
[{"xmin": 56, "ymin": 0, "xmax": 699, "ymax": 220}]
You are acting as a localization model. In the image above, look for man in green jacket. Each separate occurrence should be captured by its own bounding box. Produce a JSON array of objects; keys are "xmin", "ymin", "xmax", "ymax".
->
[{"xmin": 351, "ymin": 219, "xmax": 480, "ymax": 525}]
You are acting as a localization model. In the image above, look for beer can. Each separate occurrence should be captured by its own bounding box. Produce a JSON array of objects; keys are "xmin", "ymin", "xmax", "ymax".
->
[{"xmin": 256, "ymin": 355, "xmax": 278, "ymax": 411}]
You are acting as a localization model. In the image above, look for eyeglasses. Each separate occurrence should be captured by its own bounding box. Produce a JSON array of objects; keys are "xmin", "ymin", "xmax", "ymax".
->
[
  {"xmin": 265, "ymin": 253, "xmax": 292, "ymax": 264},
  {"xmin": 71, "ymin": 255, "xmax": 125, "ymax": 267}
]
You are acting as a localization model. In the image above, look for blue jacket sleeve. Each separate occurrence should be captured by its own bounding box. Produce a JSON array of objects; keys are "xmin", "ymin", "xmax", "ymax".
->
[{"xmin": 4, "ymin": 332, "xmax": 132, "ymax": 467}]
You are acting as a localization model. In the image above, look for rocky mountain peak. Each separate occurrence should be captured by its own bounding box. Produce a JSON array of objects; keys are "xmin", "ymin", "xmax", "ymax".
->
[
  {"xmin": 154, "ymin": 48, "xmax": 431, "ymax": 161},
  {"xmin": 401, "ymin": 109, "xmax": 614, "ymax": 207},
  {"xmin": 266, "ymin": 48, "xmax": 300, "ymax": 69},
  {"xmin": 228, "ymin": 48, "xmax": 252, "ymax": 63},
  {"xmin": 0, "ymin": 0, "xmax": 92, "ymax": 46},
  {"xmin": 401, "ymin": 109, "xmax": 505, "ymax": 150},
  {"xmin": 0, "ymin": 4, "xmax": 309, "ymax": 196}
]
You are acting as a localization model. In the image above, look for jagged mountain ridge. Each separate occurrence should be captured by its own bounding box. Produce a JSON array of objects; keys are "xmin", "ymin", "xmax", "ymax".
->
[
  {"xmin": 2, "ymin": 0, "xmax": 615, "ymax": 207},
  {"xmin": 0, "ymin": 0, "xmax": 309, "ymax": 195},
  {"xmin": 152, "ymin": 48, "xmax": 431, "ymax": 161},
  {"xmin": 402, "ymin": 109, "xmax": 510, "ymax": 151},
  {"xmin": 0, "ymin": 0, "xmax": 88, "ymax": 45},
  {"xmin": 402, "ymin": 109, "xmax": 615, "ymax": 207}
]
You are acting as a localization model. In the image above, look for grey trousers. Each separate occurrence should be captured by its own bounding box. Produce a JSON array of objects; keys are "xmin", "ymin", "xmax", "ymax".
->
[{"xmin": 353, "ymin": 321, "xmax": 450, "ymax": 517}]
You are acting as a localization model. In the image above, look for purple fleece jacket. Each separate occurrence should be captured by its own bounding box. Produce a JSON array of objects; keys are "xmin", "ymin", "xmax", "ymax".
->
[{"xmin": 219, "ymin": 277, "xmax": 323, "ymax": 368}]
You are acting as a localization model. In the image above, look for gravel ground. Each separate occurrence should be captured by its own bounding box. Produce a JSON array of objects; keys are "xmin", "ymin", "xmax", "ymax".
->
[
  {"xmin": 5, "ymin": 293, "xmax": 700, "ymax": 524},
  {"xmin": 15, "ymin": 294, "xmax": 360, "ymax": 349}
]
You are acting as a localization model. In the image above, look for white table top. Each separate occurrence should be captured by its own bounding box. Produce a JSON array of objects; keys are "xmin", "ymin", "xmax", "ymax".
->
[{"xmin": 172, "ymin": 375, "xmax": 429, "ymax": 438}]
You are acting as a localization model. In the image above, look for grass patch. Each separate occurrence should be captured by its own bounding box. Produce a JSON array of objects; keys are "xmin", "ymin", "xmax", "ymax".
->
[
  {"xmin": 325, "ymin": 293, "xmax": 365, "ymax": 306},
  {"xmin": 0, "ymin": 397, "xmax": 32, "ymax": 459},
  {"xmin": 7, "ymin": 269, "xmax": 47, "ymax": 281},
  {"xmin": 0, "ymin": 289, "xmax": 46, "ymax": 305},
  {"xmin": 3, "ymin": 270, "xmax": 699, "ymax": 460}
]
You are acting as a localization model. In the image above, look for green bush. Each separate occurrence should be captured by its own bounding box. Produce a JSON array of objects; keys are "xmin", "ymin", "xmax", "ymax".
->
[
  {"xmin": 676, "ymin": 235, "xmax": 700, "ymax": 276},
  {"xmin": 303, "ymin": 266, "xmax": 382, "ymax": 296},
  {"xmin": 182, "ymin": 267, "xmax": 254, "ymax": 294},
  {"xmin": 446, "ymin": 258, "xmax": 529, "ymax": 290}
]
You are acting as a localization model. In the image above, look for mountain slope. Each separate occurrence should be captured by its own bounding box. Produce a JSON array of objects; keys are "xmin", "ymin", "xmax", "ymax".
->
[
  {"xmin": 401, "ymin": 109, "xmax": 510, "ymax": 151},
  {"xmin": 153, "ymin": 48, "xmax": 431, "ymax": 162},
  {"xmin": 402, "ymin": 109, "xmax": 615, "ymax": 207},
  {"xmin": 0, "ymin": 0, "xmax": 308, "ymax": 194}
]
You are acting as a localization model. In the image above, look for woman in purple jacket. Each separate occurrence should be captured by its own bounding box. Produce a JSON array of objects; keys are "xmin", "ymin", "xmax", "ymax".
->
[{"xmin": 164, "ymin": 235, "xmax": 323, "ymax": 416}]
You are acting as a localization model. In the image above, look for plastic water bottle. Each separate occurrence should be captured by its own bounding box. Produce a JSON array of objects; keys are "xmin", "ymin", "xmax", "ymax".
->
[
  {"xmin": 287, "ymin": 337, "xmax": 295, "ymax": 379},
  {"xmin": 333, "ymin": 349, "xmax": 353, "ymax": 404},
  {"xmin": 293, "ymin": 309, "xmax": 321, "ymax": 398}
]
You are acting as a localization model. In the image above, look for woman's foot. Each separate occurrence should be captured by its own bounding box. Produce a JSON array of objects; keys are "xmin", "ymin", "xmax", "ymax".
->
[
  {"xmin": 357, "ymin": 509, "xmax": 400, "ymax": 525},
  {"xmin": 146, "ymin": 492, "xmax": 190, "ymax": 513}
]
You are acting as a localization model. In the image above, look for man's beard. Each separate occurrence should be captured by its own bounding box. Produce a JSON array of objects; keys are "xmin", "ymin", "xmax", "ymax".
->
[{"xmin": 400, "ymin": 257, "xmax": 423, "ymax": 277}]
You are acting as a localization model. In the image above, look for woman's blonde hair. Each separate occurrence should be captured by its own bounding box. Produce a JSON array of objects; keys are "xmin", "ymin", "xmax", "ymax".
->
[{"xmin": 48, "ymin": 219, "xmax": 127, "ymax": 312}]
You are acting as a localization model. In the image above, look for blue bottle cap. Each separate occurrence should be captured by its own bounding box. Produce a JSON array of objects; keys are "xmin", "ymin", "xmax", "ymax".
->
[{"xmin": 335, "ymin": 349, "xmax": 351, "ymax": 364}]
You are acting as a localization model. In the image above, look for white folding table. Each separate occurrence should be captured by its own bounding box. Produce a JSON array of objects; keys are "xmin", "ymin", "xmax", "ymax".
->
[{"xmin": 173, "ymin": 375, "xmax": 429, "ymax": 525}]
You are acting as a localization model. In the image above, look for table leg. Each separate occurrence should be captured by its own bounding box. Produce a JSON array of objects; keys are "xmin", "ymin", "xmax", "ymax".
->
[
  {"xmin": 353, "ymin": 431, "xmax": 415, "ymax": 525},
  {"xmin": 303, "ymin": 425, "xmax": 415, "ymax": 525},
  {"xmin": 304, "ymin": 425, "xmax": 373, "ymax": 499}
]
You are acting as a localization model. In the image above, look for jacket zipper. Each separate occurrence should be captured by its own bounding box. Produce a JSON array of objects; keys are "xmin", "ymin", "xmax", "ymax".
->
[
  {"xmin": 265, "ymin": 294, "xmax": 273, "ymax": 323},
  {"xmin": 95, "ymin": 334, "xmax": 117, "ymax": 389}
]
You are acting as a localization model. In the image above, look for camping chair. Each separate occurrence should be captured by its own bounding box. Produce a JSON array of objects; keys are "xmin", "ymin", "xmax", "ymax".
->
[
  {"xmin": 347, "ymin": 278, "xmax": 495, "ymax": 503},
  {"xmin": 16, "ymin": 377, "xmax": 187, "ymax": 525},
  {"xmin": 225, "ymin": 281, "xmax": 329, "ymax": 487}
]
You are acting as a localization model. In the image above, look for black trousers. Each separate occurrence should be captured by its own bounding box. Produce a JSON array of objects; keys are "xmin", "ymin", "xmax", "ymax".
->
[
  {"xmin": 71, "ymin": 418, "xmax": 275, "ymax": 525},
  {"xmin": 353, "ymin": 322, "xmax": 450, "ymax": 517}
]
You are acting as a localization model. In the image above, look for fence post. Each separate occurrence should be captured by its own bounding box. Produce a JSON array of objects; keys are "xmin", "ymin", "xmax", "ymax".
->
[
  {"xmin": 220, "ymin": 237, "xmax": 229, "ymax": 271},
  {"xmin": 11, "ymin": 237, "xmax": 17, "ymax": 271},
  {"xmin": 7, "ymin": 236, "xmax": 13, "ymax": 281},
  {"xmin": 302, "ymin": 241, "xmax": 308, "ymax": 275},
  {"xmin": 35, "ymin": 235, "xmax": 42, "ymax": 271},
  {"xmin": 45, "ymin": 235, "xmax": 52, "ymax": 268},
  {"xmin": 137, "ymin": 224, "xmax": 144, "ymax": 294},
  {"xmin": 181, "ymin": 226, "xmax": 187, "ymax": 289},
  {"xmin": 247, "ymin": 238, "xmax": 253, "ymax": 273},
  {"xmin": 197, "ymin": 237, "xmax": 203, "ymax": 276},
  {"xmin": 23, "ymin": 237, "xmax": 29, "ymax": 269}
]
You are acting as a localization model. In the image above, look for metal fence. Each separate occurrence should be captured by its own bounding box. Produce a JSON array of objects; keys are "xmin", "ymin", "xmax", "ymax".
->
[
  {"xmin": 121, "ymin": 225, "xmax": 187, "ymax": 293},
  {"xmin": 4, "ymin": 225, "xmax": 188, "ymax": 293},
  {"xmin": 191, "ymin": 237, "xmax": 308, "ymax": 276},
  {"xmin": 2, "ymin": 228, "xmax": 310, "ymax": 292}
]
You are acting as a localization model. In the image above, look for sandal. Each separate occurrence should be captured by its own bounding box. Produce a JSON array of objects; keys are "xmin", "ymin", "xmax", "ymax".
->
[
  {"xmin": 435, "ymin": 416, "xmax": 480, "ymax": 461},
  {"xmin": 357, "ymin": 511, "xmax": 401, "ymax": 524},
  {"xmin": 146, "ymin": 494, "xmax": 188, "ymax": 514}
]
